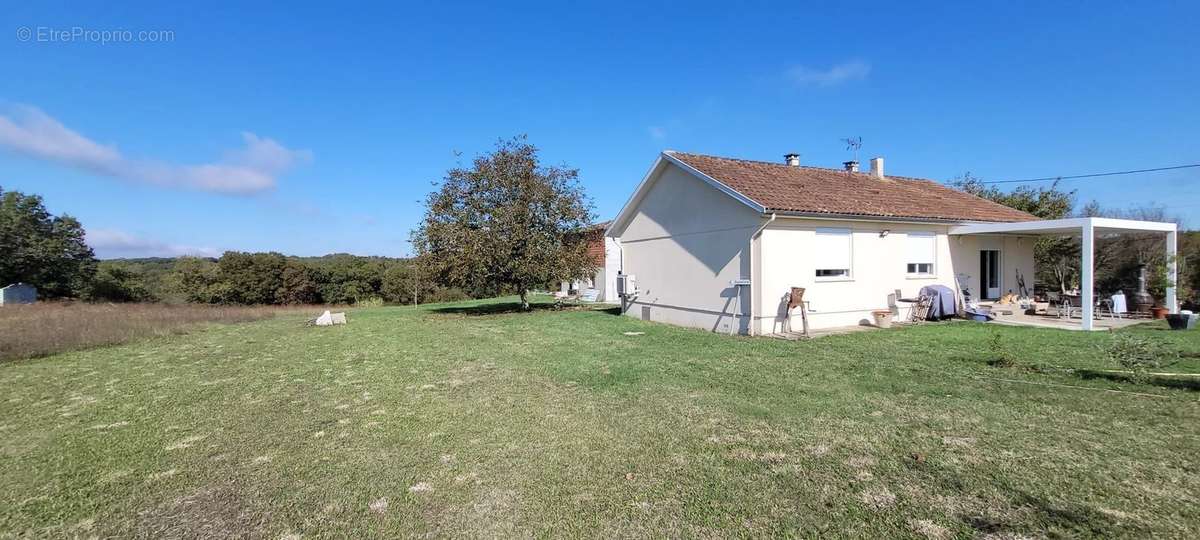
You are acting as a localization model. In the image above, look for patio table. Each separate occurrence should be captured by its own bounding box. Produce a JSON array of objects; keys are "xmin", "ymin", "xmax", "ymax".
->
[
  {"xmin": 1059, "ymin": 294, "xmax": 1081, "ymax": 318},
  {"xmin": 1060, "ymin": 294, "xmax": 1118, "ymax": 319},
  {"xmin": 895, "ymin": 296, "xmax": 923, "ymax": 322}
]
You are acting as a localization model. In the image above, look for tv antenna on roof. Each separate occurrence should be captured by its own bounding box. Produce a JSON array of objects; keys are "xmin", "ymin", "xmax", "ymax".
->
[{"xmin": 842, "ymin": 137, "xmax": 863, "ymax": 163}]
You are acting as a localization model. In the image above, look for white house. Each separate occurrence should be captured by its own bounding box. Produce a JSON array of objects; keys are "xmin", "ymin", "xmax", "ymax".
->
[{"xmin": 605, "ymin": 151, "xmax": 1178, "ymax": 333}]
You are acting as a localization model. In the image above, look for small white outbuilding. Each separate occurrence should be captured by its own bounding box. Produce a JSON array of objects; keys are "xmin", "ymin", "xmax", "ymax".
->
[{"xmin": 0, "ymin": 283, "xmax": 37, "ymax": 305}]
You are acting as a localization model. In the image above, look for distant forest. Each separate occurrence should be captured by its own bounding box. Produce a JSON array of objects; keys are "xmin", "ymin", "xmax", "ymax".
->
[
  {"xmin": 2, "ymin": 185, "xmax": 485, "ymax": 306},
  {"xmin": 90, "ymin": 253, "xmax": 468, "ymax": 306}
]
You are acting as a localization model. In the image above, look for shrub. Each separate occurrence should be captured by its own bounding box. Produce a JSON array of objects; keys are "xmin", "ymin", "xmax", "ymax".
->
[
  {"xmin": 85, "ymin": 265, "xmax": 155, "ymax": 302},
  {"xmin": 424, "ymin": 287, "xmax": 470, "ymax": 304},
  {"xmin": 1106, "ymin": 333, "xmax": 1178, "ymax": 382},
  {"xmin": 356, "ymin": 296, "xmax": 384, "ymax": 308},
  {"xmin": 986, "ymin": 330, "xmax": 1016, "ymax": 368}
]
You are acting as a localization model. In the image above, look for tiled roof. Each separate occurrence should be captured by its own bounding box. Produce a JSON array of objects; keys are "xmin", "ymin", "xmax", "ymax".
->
[{"xmin": 668, "ymin": 152, "xmax": 1037, "ymax": 223}]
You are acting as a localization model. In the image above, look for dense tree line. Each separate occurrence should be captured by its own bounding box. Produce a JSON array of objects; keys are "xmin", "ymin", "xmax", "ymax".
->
[
  {"xmin": 1, "ymin": 188, "xmax": 96, "ymax": 297},
  {"xmin": 90, "ymin": 253, "xmax": 467, "ymax": 305},
  {"xmin": 2, "ymin": 185, "xmax": 466, "ymax": 305}
]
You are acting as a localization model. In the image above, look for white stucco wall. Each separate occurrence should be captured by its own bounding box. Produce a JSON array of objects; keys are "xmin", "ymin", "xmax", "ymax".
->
[
  {"xmin": 617, "ymin": 163, "xmax": 762, "ymax": 333},
  {"xmin": 948, "ymin": 234, "xmax": 1036, "ymax": 301},
  {"xmin": 601, "ymin": 236, "xmax": 620, "ymax": 303},
  {"xmin": 755, "ymin": 219, "xmax": 1035, "ymax": 332}
]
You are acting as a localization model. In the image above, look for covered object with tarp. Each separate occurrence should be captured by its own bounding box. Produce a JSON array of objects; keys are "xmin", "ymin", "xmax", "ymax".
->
[{"xmin": 919, "ymin": 284, "xmax": 956, "ymax": 320}]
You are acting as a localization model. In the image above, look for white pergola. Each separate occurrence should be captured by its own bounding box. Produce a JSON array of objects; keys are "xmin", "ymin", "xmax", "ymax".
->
[{"xmin": 949, "ymin": 217, "xmax": 1179, "ymax": 330}]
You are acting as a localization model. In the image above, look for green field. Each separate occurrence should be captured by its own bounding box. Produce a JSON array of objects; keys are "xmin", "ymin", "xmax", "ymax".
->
[{"xmin": 2, "ymin": 297, "xmax": 1198, "ymax": 538}]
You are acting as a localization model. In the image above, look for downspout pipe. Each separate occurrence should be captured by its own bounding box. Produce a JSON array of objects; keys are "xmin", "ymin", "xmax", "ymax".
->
[
  {"xmin": 747, "ymin": 213, "xmax": 776, "ymax": 336},
  {"xmin": 613, "ymin": 237, "xmax": 623, "ymax": 274},
  {"xmin": 612, "ymin": 236, "xmax": 625, "ymax": 313}
]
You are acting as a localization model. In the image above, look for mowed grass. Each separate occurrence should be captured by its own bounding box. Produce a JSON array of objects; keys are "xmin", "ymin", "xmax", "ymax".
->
[{"xmin": 1, "ymin": 297, "xmax": 1198, "ymax": 538}]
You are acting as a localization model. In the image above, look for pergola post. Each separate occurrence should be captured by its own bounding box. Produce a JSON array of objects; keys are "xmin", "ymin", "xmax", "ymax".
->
[
  {"xmin": 1081, "ymin": 221, "xmax": 1095, "ymax": 330},
  {"xmin": 1167, "ymin": 229, "xmax": 1178, "ymax": 314}
]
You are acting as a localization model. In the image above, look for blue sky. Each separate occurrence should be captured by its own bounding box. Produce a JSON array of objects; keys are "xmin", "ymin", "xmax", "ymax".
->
[{"xmin": 2, "ymin": 1, "xmax": 1197, "ymax": 258}]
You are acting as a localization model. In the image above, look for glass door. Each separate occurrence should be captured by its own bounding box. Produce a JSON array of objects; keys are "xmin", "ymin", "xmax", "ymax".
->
[{"xmin": 980, "ymin": 250, "xmax": 1001, "ymax": 299}]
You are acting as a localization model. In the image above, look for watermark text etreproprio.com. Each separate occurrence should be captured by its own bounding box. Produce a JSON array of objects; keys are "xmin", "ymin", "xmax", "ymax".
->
[{"xmin": 16, "ymin": 26, "xmax": 175, "ymax": 44}]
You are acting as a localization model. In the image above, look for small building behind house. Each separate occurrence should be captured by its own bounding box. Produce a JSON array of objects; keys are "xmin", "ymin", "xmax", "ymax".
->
[
  {"xmin": 560, "ymin": 220, "xmax": 619, "ymax": 303},
  {"xmin": 0, "ymin": 283, "xmax": 37, "ymax": 305}
]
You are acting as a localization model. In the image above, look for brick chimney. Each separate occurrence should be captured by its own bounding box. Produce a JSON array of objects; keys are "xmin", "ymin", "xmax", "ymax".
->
[{"xmin": 784, "ymin": 153, "xmax": 800, "ymax": 167}]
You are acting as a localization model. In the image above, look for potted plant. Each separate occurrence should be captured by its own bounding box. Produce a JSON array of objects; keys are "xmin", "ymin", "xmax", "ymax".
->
[{"xmin": 1147, "ymin": 258, "xmax": 1175, "ymax": 320}]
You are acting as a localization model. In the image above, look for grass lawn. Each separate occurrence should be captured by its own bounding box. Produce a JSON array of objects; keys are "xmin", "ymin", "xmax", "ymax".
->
[{"xmin": 2, "ymin": 297, "xmax": 1198, "ymax": 538}]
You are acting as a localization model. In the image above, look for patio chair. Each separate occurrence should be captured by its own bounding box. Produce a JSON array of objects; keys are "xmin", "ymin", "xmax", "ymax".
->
[
  {"xmin": 1095, "ymin": 295, "xmax": 1112, "ymax": 319},
  {"xmin": 784, "ymin": 287, "xmax": 809, "ymax": 337},
  {"xmin": 893, "ymin": 289, "xmax": 925, "ymax": 321},
  {"xmin": 1058, "ymin": 295, "xmax": 1078, "ymax": 319},
  {"xmin": 1046, "ymin": 291, "xmax": 1062, "ymax": 315},
  {"xmin": 910, "ymin": 294, "xmax": 933, "ymax": 323}
]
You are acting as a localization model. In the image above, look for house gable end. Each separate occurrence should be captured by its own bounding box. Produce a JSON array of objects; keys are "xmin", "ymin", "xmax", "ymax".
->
[{"xmin": 606, "ymin": 152, "xmax": 765, "ymax": 238}]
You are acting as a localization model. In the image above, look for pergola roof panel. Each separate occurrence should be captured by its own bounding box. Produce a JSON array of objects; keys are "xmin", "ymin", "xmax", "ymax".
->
[{"xmin": 949, "ymin": 217, "xmax": 1176, "ymax": 236}]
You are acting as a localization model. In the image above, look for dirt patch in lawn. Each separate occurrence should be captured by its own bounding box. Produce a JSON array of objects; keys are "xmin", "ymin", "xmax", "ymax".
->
[
  {"xmin": 908, "ymin": 518, "xmax": 952, "ymax": 539},
  {"xmin": 859, "ymin": 488, "xmax": 896, "ymax": 510},
  {"xmin": 135, "ymin": 485, "xmax": 267, "ymax": 539}
]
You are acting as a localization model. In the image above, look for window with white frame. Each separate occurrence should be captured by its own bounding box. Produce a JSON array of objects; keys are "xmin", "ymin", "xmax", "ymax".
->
[
  {"xmin": 814, "ymin": 228, "xmax": 852, "ymax": 278},
  {"xmin": 905, "ymin": 232, "xmax": 936, "ymax": 276}
]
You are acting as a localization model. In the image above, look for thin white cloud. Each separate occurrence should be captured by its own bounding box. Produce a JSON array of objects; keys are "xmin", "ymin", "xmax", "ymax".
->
[
  {"xmin": 0, "ymin": 105, "xmax": 311, "ymax": 195},
  {"xmin": 86, "ymin": 228, "xmax": 222, "ymax": 259},
  {"xmin": 647, "ymin": 126, "xmax": 667, "ymax": 140},
  {"xmin": 786, "ymin": 60, "xmax": 871, "ymax": 87}
]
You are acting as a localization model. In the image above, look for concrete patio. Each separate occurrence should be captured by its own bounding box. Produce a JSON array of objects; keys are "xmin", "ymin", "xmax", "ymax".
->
[
  {"xmin": 950, "ymin": 217, "xmax": 1179, "ymax": 330},
  {"xmin": 769, "ymin": 324, "xmax": 881, "ymax": 340},
  {"xmin": 987, "ymin": 309, "xmax": 1149, "ymax": 331}
]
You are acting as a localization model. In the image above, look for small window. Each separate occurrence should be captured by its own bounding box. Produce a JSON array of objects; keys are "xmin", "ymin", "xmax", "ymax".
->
[
  {"xmin": 906, "ymin": 232, "xmax": 936, "ymax": 276},
  {"xmin": 814, "ymin": 228, "xmax": 852, "ymax": 279}
]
